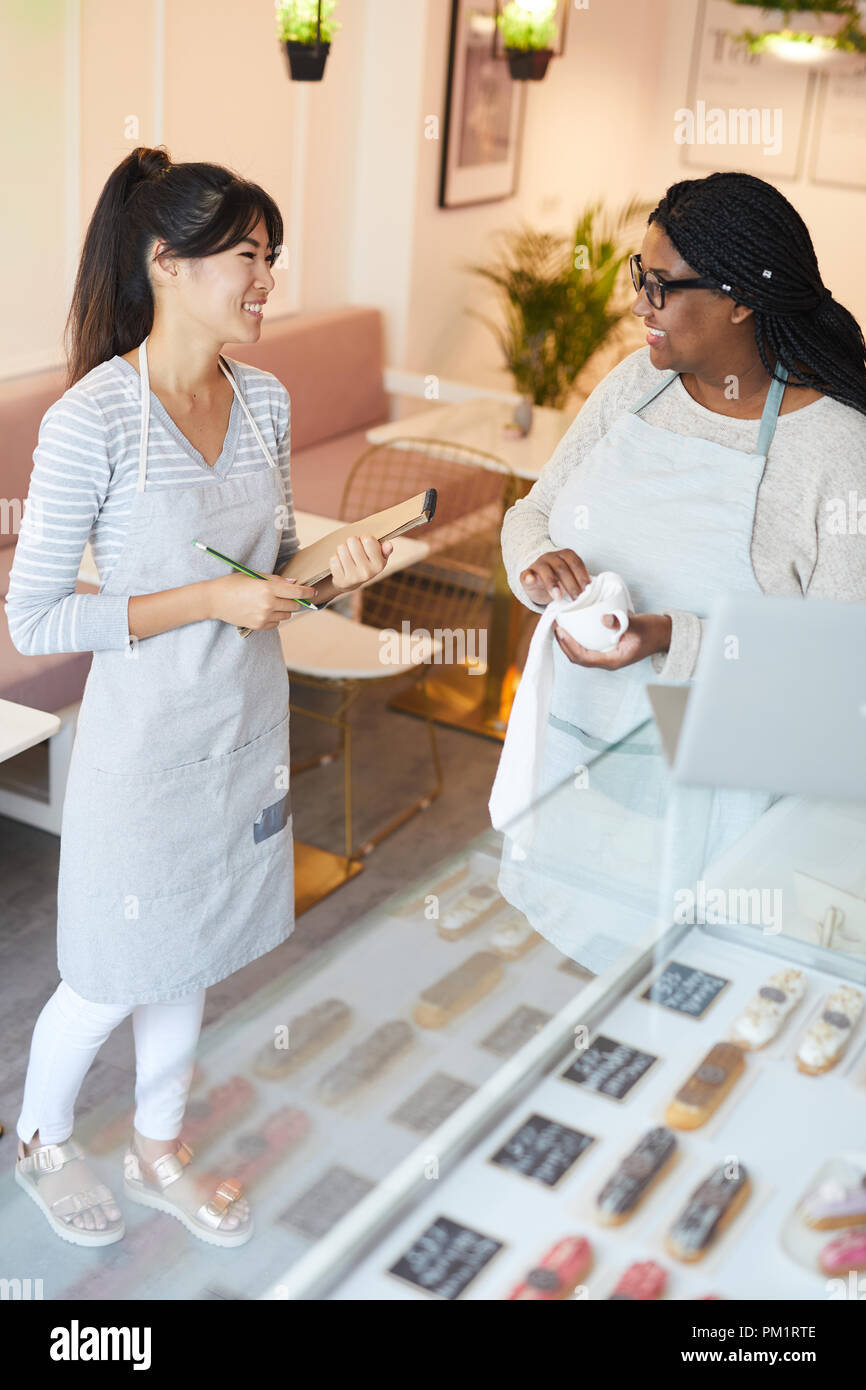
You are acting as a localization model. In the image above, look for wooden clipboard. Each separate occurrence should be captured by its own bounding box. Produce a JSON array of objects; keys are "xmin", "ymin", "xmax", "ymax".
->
[{"xmin": 236, "ymin": 487, "xmax": 438, "ymax": 637}]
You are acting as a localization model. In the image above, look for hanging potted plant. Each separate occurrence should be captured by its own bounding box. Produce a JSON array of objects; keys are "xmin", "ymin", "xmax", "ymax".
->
[
  {"xmin": 497, "ymin": 0, "xmax": 559, "ymax": 81},
  {"xmin": 275, "ymin": 0, "xmax": 341, "ymax": 83},
  {"xmin": 728, "ymin": 1, "xmax": 866, "ymax": 72}
]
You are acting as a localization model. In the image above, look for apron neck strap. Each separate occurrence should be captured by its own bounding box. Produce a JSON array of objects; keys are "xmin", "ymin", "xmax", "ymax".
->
[
  {"xmin": 629, "ymin": 369, "xmax": 679, "ymax": 415},
  {"xmin": 217, "ymin": 354, "xmax": 278, "ymax": 469},
  {"xmin": 136, "ymin": 338, "xmax": 278, "ymax": 494},
  {"xmin": 628, "ymin": 362, "xmax": 789, "ymax": 458},
  {"xmin": 136, "ymin": 336, "xmax": 151, "ymax": 493},
  {"xmin": 756, "ymin": 364, "xmax": 788, "ymax": 457}
]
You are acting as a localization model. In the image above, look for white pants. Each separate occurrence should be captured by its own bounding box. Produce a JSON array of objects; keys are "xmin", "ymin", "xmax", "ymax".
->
[{"xmin": 16, "ymin": 979, "xmax": 206, "ymax": 1146}]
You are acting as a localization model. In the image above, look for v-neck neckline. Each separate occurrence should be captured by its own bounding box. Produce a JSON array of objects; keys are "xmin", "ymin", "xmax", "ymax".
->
[{"xmin": 112, "ymin": 354, "xmax": 243, "ymax": 478}]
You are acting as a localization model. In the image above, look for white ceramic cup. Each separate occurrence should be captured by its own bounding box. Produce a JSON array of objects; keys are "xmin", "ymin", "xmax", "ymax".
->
[
  {"xmin": 558, "ymin": 604, "xmax": 629, "ymax": 653},
  {"xmin": 555, "ymin": 575, "xmax": 633, "ymax": 653}
]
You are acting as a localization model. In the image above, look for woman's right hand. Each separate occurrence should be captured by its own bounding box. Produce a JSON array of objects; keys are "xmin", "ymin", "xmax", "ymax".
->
[
  {"xmin": 206, "ymin": 573, "xmax": 319, "ymax": 630},
  {"xmin": 519, "ymin": 548, "xmax": 591, "ymax": 603}
]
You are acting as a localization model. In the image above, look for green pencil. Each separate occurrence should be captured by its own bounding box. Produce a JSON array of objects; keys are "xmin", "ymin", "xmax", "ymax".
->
[{"xmin": 192, "ymin": 540, "xmax": 317, "ymax": 609}]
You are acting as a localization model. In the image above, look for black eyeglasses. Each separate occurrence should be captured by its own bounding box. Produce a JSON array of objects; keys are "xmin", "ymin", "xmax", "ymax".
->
[{"xmin": 629, "ymin": 254, "xmax": 720, "ymax": 310}]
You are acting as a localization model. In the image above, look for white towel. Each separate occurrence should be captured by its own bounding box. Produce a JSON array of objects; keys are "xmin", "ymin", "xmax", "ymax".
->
[{"xmin": 488, "ymin": 571, "xmax": 633, "ymax": 839}]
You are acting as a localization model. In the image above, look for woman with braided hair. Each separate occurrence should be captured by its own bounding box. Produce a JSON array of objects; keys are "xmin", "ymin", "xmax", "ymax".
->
[{"xmin": 495, "ymin": 171, "xmax": 866, "ymax": 971}]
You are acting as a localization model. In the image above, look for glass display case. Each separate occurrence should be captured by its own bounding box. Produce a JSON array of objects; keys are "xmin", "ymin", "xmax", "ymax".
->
[
  {"xmin": 271, "ymin": 718, "xmax": 866, "ymax": 1302},
  {"xmin": 7, "ymin": 716, "xmax": 864, "ymax": 1302}
]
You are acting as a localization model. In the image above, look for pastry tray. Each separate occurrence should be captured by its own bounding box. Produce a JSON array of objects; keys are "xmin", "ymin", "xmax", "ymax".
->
[{"xmin": 309, "ymin": 923, "xmax": 866, "ymax": 1300}]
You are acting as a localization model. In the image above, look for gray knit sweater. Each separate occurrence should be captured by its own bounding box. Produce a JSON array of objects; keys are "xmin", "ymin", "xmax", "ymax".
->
[{"xmin": 501, "ymin": 346, "xmax": 866, "ymax": 683}]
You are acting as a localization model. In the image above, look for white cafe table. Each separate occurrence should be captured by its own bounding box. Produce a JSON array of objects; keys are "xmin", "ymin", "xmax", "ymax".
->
[
  {"xmin": 365, "ymin": 397, "xmax": 575, "ymax": 738},
  {"xmin": 365, "ymin": 396, "xmax": 572, "ymax": 483},
  {"xmin": 0, "ymin": 699, "xmax": 61, "ymax": 763}
]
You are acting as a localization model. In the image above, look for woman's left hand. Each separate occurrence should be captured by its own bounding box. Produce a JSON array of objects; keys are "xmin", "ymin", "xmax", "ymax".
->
[
  {"xmin": 329, "ymin": 535, "xmax": 394, "ymax": 592},
  {"xmin": 553, "ymin": 612, "xmax": 672, "ymax": 670}
]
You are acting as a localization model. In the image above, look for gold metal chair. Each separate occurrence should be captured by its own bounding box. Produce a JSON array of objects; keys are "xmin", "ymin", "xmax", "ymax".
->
[{"xmin": 283, "ymin": 437, "xmax": 516, "ymax": 867}]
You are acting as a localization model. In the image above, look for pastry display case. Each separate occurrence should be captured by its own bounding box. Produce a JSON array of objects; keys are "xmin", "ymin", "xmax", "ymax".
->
[
  {"xmin": 268, "ymin": 718, "xmax": 866, "ymax": 1302},
  {"xmin": 6, "ymin": 716, "xmax": 863, "ymax": 1303}
]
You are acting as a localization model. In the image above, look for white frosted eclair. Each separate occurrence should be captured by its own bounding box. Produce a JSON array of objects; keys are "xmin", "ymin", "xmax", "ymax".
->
[
  {"xmin": 728, "ymin": 968, "xmax": 806, "ymax": 1050},
  {"xmin": 437, "ymin": 881, "xmax": 504, "ymax": 940},
  {"xmin": 796, "ymin": 986, "xmax": 863, "ymax": 1075},
  {"xmin": 489, "ymin": 914, "xmax": 541, "ymax": 959}
]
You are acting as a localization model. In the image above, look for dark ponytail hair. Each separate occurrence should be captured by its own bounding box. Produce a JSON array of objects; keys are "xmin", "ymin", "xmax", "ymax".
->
[
  {"xmin": 648, "ymin": 172, "xmax": 866, "ymax": 417},
  {"xmin": 63, "ymin": 145, "xmax": 283, "ymax": 389}
]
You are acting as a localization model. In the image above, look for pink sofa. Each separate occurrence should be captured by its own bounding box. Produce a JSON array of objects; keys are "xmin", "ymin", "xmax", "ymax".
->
[
  {"xmin": 0, "ymin": 368, "xmax": 99, "ymax": 715},
  {"xmin": 0, "ymin": 305, "xmax": 390, "ymax": 716},
  {"xmin": 230, "ymin": 304, "xmax": 389, "ymax": 512}
]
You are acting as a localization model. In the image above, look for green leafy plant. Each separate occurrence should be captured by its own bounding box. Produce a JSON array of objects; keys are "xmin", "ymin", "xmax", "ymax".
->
[
  {"xmin": 729, "ymin": 1, "xmax": 866, "ymax": 54},
  {"xmin": 730, "ymin": 0, "xmax": 858, "ymax": 13},
  {"xmin": 275, "ymin": 0, "xmax": 341, "ymax": 45},
  {"xmin": 739, "ymin": 24, "xmax": 866, "ymax": 51},
  {"xmin": 464, "ymin": 198, "xmax": 651, "ymax": 408},
  {"xmin": 497, "ymin": 1, "xmax": 558, "ymax": 51}
]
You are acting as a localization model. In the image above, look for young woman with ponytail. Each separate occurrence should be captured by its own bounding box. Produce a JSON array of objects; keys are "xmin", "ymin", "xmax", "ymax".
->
[
  {"xmin": 8, "ymin": 146, "xmax": 391, "ymax": 1248},
  {"xmin": 495, "ymin": 171, "xmax": 866, "ymax": 972}
]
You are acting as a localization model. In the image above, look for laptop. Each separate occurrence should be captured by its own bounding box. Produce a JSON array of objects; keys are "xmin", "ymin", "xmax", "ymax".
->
[{"xmin": 646, "ymin": 594, "xmax": 866, "ymax": 802}]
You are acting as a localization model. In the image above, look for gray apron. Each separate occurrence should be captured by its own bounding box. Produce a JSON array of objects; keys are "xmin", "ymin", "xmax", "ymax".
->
[
  {"xmin": 497, "ymin": 366, "xmax": 788, "ymax": 970},
  {"xmin": 56, "ymin": 335, "xmax": 294, "ymax": 1004}
]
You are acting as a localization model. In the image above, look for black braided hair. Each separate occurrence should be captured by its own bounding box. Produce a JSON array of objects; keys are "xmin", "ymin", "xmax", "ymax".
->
[{"xmin": 648, "ymin": 172, "xmax": 866, "ymax": 417}]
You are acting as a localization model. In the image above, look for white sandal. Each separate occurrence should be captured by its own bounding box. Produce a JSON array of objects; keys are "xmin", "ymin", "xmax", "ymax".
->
[
  {"xmin": 122, "ymin": 1138, "xmax": 253, "ymax": 1248},
  {"xmin": 15, "ymin": 1137, "xmax": 125, "ymax": 1247}
]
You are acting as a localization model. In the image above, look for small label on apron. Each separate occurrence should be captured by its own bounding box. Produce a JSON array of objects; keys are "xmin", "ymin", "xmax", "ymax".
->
[{"xmin": 253, "ymin": 791, "xmax": 291, "ymax": 844}]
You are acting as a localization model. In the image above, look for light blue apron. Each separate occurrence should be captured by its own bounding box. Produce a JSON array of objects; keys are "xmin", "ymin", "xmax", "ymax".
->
[
  {"xmin": 56, "ymin": 335, "xmax": 295, "ymax": 1004},
  {"xmin": 497, "ymin": 366, "xmax": 788, "ymax": 969}
]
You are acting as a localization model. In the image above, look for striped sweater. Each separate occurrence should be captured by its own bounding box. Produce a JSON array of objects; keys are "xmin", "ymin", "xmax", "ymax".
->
[{"xmin": 5, "ymin": 354, "xmax": 299, "ymax": 655}]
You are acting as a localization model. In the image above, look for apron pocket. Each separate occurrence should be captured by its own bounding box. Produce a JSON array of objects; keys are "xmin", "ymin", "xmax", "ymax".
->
[{"xmin": 66, "ymin": 713, "xmax": 292, "ymax": 903}]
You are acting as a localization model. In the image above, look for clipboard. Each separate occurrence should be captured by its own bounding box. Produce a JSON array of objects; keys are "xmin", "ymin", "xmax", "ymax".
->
[{"xmin": 236, "ymin": 487, "xmax": 438, "ymax": 637}]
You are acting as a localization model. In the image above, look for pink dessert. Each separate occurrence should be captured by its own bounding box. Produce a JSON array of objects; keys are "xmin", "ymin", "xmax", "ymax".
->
[
  {"xmin": 609, "ymin": 1260, "xmax": 667, "ymax": 1300},
  {"xmin": 819, "ymin": 1228, "xmax": 866, "ymax": 1276},
  {"xmin": 508, "ymin": 1236, "xmax": 593, "ymax": 1300}
]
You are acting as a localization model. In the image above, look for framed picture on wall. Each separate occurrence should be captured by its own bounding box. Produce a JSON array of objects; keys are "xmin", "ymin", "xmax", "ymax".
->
[
  {"xmin": 439, "ymin": 0, "xmax": 527, "ymax": 209},
  {"xmin": 810, "ymin": 70, "xmax": 866, "ymax": 191}
]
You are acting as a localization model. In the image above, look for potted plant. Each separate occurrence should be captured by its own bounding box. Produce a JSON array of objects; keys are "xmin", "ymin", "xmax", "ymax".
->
[
  {"xmin": 464, "ymin": 198, "xmax": 651, "ymax": 416},
  {"xmin": 729, "ymin": 1, "xmax": 866, "ymax": 70},
  {"xmin": 497, "ymin": 0, "xmax": 559, "ymax": 81},
  {"xmin": 275, "ymin": 0, "xmax": 341, "ymax": 82}
]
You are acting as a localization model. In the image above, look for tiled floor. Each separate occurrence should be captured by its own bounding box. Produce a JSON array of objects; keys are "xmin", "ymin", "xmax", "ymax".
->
[{"xmin": 0, "ymin": 676, "xmax": 503, "ymax": 1176}]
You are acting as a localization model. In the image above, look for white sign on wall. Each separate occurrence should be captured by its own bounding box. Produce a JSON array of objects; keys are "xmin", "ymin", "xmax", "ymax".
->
[
  {"xmin": 810, "ymin": 69, "xmax": 866, "ymax": 190},
  {"xmin": 680, "ymin": 0, "xmax": 815, "ymax": 180}
]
